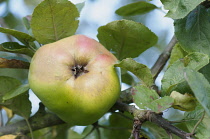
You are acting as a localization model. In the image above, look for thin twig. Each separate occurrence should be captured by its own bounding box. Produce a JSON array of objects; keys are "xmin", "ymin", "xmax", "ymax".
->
[
  {"xmin": 113, "ymin": 112, "xmax": 133, "ymax": 121},
  {"xmin": 132, "ymin": 119, "xmax": 141, "ymax": 139},
  {"xmin": 96, "ymin": 128, "xmax": 101, "ymax": 139},
  {"xmin": 151, "ymin": 35, "xmax": 178, "ymax": 80},
  {"xmin": 99, "ymin": 125, "xmax": 131, "ymax": 130},
  {"xmin": 25, "ymin": 118, "xmax": 34, "ymax": 139},
  {"xmin": 191, "ymin": 111, "xmax": 205, "ymax": 135},
  {"xmin": 170, "ymin": 119, "xmax": 199, "ymax": 123},
  {"xmin": 82, "ymin": 126, "xmax": 95, "ymax": 139}
]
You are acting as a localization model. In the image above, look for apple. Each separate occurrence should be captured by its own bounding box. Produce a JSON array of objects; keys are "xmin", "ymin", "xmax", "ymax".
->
[{"xmin": 28, "ymin": 35, "xmax": 121, "ymax": 125}]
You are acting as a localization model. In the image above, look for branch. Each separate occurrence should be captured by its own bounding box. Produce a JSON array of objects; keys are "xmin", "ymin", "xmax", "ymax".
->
[
  {"xmin": 151, "ymin": 35, "xmax": 178, "ymax": 80},
  {"xmin": 114, "ymin": 102, "xmax": 194, "ymax": 139},
  {"xmin": 0, "ymin": 102, "xmax": 194, "ymax": 139},
  {"xmin": 0, "ymin": 103, "xmax": 64, "ymax": 136},
  {"xmin": 129, "ymin": 119, "xmax": 142, "ymax": 139}
]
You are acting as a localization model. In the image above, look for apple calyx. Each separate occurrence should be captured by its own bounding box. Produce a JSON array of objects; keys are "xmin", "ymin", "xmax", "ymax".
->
[{"xmin": 71, "ymin": 63, "xmax": 89, "ymax": 78}]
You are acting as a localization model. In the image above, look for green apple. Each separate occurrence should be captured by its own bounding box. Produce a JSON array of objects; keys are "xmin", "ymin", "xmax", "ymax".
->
[{"xmin": 28, "ymin": 35, "xmax": 121, "ymax": 125}]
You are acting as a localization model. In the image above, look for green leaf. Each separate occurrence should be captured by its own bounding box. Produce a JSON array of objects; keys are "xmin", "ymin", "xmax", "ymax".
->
[
  {"xmin": 0, "ymin": 76, "xmax": 21, "ymax": 103},
  {"xmin": 8, "ymin": 92, "xmax": 31, "ymax": 118},
  {"xmin": 133, "ymin": 85, "xmax": 159, "ymax": 109},
  {"xmin": 183, "ymin": 105, "xmax": 210, "ymax": 138},
  {"xmin": 81, "ymin": 125, "xmax": 94, "ymax": 137},
  {"xmin": 175, "ymin": 5, "xmax": 210, "ymax": 57},
  {"xmin": 68, "ymin": 129, "xmax": 84, "ymax": 139},
  {"xmin": 0, "ymin": 76, "xmax": 31, "ymax": 118},
  {"xmin": 115, "ymin": 58, "xmax": 153, "ymax": 87},
  {"xmin": 31, "ymin": 0, "xmax": 79, "ymax": 44},
  {"xmin": 3, "ymin": 84, "xmax": 29, "ymax": 101},
  {"xmin": 101, "ymin": 113, "xmax": 132, "ymax": 138},
  {"xmin": 121, "ymin": 71, "xmax": 135, "ymax": 85},
  {"xmin": 142, "ymin": 122, "xmax": 179, "ymax": 139},
  {"xmin": 97, "ymin": 19, "xmax": 158, "ymax": 60},
  {"xmin": 1, "ymin": 42, "xmax": 34, "ymax": 57},
  {"xmin": 149, "ymin": 96, "xmax": 174, "ymax": 113},
  {"xmin": 184, "ymin": 104, "xmax": 204, "ymax": 120},
  {"xmin": 52, "ymin": 124, "xmax": 70, "ymax": 139},
  {"xmin": 0, "ymin": 69, "xmax": 28, "ymax": 83},
  {"xmin": 0, "ymin": 27, "xmax": 35, "ymax": 45},
  {"xmin": 200, "ymin": 63, "xmax": 210, "ymax": 82},
  {"xmin": 133, "ymin": 85, "xmax": 173, "ymax": 112},
  {"xmin": 22, "ymin": 16, "xmax": 31, "ymax": 31},
  {"xmin": 184, "ymin": 68, "xmax": 210, "ymax": 116},
  {"xmin": 161, "ymin": 52, "xmax": 209, "ymax": 96},
  {"xmin": 115, "ymin": 1, "xmax": 157, "ymax": 16},
  {"xmin": 161, "ymin": 0, "xmax": 204, "ymax": 19},
  {"xmin": 168, "ymin": 43, "xmax": 188, "ymax": 68}
]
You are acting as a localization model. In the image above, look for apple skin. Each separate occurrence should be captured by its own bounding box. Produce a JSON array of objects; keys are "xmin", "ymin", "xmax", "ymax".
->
[{"xmin": 28, "ymin": 35, "xmax": 121, "ymax": 125}]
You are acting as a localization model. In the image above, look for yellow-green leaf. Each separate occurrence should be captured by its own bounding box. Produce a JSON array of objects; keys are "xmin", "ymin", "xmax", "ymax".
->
[{"xmin": 31, "ymin": 0, "xmax": 79, "ymax": 44}]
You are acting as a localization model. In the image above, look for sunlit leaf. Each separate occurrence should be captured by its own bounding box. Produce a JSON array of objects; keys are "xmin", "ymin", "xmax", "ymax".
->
[
  {"xmin": 0, "ymin": 134, "xmax": 17, "ymax": 139},
  {"xmin": 31, "ymin": 0, "xmax": 79, "ymax": 44},
  {"xmin": 115, "ymin": 58, "xmax": 153, "ymax": 87},
  {"xmin": 170, "ymin": 91, "xmax": 196, "ymax": 111},
  {"xmin": 97, "ymin": 19, "xmax": 158, "ymax": 60},
  {"xmin": 116, "ymin": 1, "xmax": 157, "ymax": 16},
  {"xmin": 2, "ymin": 107, "xmax": 14, "ymax": 120}
]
